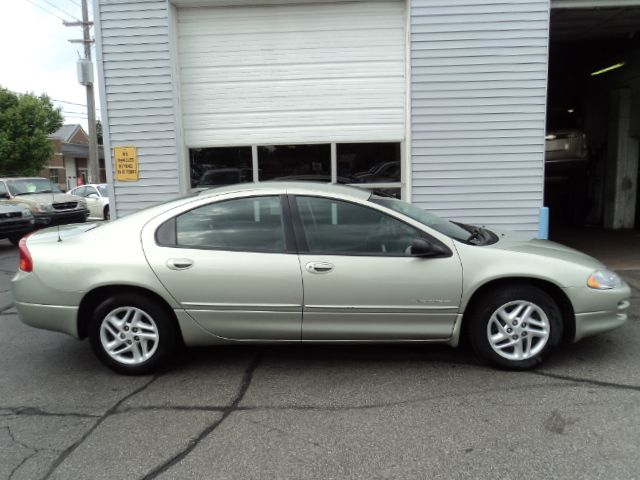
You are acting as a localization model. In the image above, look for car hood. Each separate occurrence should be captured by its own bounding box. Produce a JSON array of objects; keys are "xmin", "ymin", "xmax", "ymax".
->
[
  {"xmin": 0, "ymin": 204, "xmax": 25, "ymax": 214},
  {"xmin": 14, "ymin": 193, "xmax": 83, "ymax": 205},
  {"xmin": 488, "ymin": 234, "xmax": 605, "ymax": 270}
]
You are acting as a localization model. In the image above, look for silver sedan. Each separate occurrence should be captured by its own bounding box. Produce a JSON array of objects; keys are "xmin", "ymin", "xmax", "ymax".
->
[{"xmin": 12, "ymin": 182, "xmax": 631, "ymax": 374}]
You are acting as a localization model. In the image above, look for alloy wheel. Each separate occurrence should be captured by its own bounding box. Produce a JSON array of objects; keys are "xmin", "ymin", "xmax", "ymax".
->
[
  {"xmin": 99, "ymin": 306, "xmax": 159, "ymax": 365},
  {"xmin": 486, "ymin": 300, "xmax": 550, "ymax": 361}
]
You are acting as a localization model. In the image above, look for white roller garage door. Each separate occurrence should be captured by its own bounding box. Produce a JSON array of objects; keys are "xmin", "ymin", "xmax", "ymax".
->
[{"xmin": 177, "ymin": 1, "xmax": 406, "ymax": 148}]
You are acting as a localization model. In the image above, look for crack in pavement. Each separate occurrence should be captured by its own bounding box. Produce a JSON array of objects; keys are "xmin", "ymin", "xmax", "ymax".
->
[
  {"xmin": 9, "ymin": 450, "xmax": 38, "ymax": 480},
  {"xmin": 0, "ymin": 407, "xmax": 100, "ymax": 419},
  {"xmin": 140, "ymin": 355, "xmax": 263, "ymax": 480},
  {"xmin": 530, "ymin": 370, "xmax": 640, "ymax": 392},
  {"xmin": 5, "ymin": 426, "xmax": 38, "ymax": 480},
  {"xmin": 41, "ymin": 374, "xmax": 161, "ymax": 480}
]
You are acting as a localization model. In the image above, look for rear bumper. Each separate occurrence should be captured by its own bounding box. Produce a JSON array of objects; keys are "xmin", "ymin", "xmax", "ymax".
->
[
  {"xmin": 15, "ymin": 301, "xmax": 79, "ymax": 338},
  {"xmin": 34, "ymin": 209, "xmax": 89, "ymax": 226}
]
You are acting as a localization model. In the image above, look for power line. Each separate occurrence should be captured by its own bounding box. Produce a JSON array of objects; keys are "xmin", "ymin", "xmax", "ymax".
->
[
  {"xmin": 37, "ymin": 0, "xmax": 81, "ymax": 22},
  {"xmin": 22, "ymin": 0, "xmax": 68, "ymax": 23},
  {"xmin": 52, "ymin": 98, "xmax": 100, "ymax": 111},
  {"xmin": 65, "ymin": 0, "xmax": 90, "ymax": 15}
]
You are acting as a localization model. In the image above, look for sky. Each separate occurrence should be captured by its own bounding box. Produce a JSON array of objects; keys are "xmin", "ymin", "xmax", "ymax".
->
[{"xmin": 0, "ymin": 0, "xmax": 100, "ymax": 131}]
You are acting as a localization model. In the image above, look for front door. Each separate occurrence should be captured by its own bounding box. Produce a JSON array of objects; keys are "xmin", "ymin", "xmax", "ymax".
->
[
  {"xmin": 142, "ymin": 195, "xmax": 303, "ymax": 340},
  {"xmin": 292, "ymin": 195, "xmax": 463, "ymax": 340}
]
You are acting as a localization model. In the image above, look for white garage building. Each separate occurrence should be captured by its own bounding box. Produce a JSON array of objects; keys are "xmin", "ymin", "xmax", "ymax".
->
[{"xmin": 95, "ymin": 0, "xmax": 640, "ymax": 236}]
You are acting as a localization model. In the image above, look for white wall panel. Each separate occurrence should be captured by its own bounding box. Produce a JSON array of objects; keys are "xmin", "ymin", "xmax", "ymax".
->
[
  {"xmin": 410, "ymin": 0, "xmax": 550, "ymax": 236},
  {"xmin": 96, "ymin": 0, "xmax": 181, "ymax": 218},
  {"xmin": 177, "ymin": 1, "xmax": 405, "ymax": 147}
]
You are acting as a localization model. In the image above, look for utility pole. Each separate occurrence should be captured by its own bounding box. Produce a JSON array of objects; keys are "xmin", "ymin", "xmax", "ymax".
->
[{"xmin": 64, "ymin": 0, "xmax": 100, "ymax": 185}]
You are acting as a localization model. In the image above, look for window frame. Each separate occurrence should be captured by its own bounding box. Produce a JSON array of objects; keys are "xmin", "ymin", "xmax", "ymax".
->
[
  {"xmin": 288, "ymin": 194, "xmax": 451, "ymax": 258},
  {"xmin": 155, "ymin": 194, "xmax": 297, "ymax": 255}
]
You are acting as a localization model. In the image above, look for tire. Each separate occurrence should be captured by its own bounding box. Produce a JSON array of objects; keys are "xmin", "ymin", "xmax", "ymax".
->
[
  {"xmin": 468, "ymin": 284, "xmax": 563, "ymax": 370},
  {"xmin": 8, "ymin": 234, "xmax": 23, "ymax": 246},
  {"xmin": 104, "ymin": 205, "xmax": 110, "ymax": 220},
  {"xmin": 88, "ymin": 293, "xmax": 177, "ymax": 375}
]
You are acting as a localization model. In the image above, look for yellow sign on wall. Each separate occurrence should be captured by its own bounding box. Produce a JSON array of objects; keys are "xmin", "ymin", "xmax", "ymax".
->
[{"xmin": 114, "ymin": 146, "xmax": 139, "ymax": 181}]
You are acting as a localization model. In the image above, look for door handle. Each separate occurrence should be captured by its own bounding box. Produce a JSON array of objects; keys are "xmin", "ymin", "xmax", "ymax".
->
[
  {"xmin": 305, "ymin": 262, "xmax": 334, "ymax": 274},
  {"xmin": 166, "ymin": 258, "xmax": 194, "ymax": 270}
]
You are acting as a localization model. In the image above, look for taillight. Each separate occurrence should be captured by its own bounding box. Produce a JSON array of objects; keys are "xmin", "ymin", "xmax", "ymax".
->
[{"xmin": 18, "ymin": 233, "xmax": 34, "ymax": 272}]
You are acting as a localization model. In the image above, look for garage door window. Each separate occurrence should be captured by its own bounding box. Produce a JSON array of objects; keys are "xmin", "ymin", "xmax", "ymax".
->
[
  {"xmin": 188, "ymin": 142, "xmax": 403, "ymax": 198},
  {"xmin": 189, "ymin": 147, "xmax": 253, "ymax": 188},
  {"xmin": 258, "ymin": 144, "xmax": 331, "ymax": 182}
]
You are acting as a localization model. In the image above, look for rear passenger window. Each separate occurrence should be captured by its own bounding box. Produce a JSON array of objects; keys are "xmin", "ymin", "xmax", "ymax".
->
[{"xmin": 175, "ymin": 196, "xmax": 285, "ymax": 252}]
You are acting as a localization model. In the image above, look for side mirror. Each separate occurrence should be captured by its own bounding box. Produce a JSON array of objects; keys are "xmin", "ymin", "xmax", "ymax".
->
[
  {"xmin": 410, "ymin": 238, "xmax": 449, "ymax": 258},
  {"xmin": 87, "ymin": 193, "xmax": 99, "ymax": 199}
]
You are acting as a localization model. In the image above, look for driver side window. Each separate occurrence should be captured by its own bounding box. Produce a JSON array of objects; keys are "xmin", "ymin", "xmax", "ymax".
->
[{"xmin": 295, "ymin": 196, "xmax": 422, "ymax": 256}]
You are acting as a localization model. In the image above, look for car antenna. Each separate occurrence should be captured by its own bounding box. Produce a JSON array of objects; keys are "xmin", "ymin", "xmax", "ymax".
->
[{"xmin": 49, "ymin": 179, "xmax": 62, "ymax": 243}]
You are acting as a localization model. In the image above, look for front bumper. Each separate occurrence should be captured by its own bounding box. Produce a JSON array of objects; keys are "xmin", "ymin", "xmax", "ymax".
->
[
  {"xmin": 566, "ymin": 282, "xmax": 632, "ymax": 342},
  {"xmin": 0, "ymin": 218, "xmax": 35, "ymax": 238},
  {"xmin": 14, "ymin": 301, "xmax": 79, "ymax": 337},
  {"xmin": 34, "ymin": 209, "xmax": 89, "ymax": 226}
]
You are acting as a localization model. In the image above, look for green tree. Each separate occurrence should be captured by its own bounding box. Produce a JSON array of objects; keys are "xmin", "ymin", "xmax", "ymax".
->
[
  {"xmin": 96, "ymin": 119, "xmax": 103, "ymax": 145},
  {"xmin": 0, "ymin": 87, "xmax": 63, "ymax": 176}
]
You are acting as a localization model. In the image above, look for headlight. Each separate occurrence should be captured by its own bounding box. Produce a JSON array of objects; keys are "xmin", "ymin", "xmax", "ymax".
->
[
  {"xmin": 77, "ymin": 201, "xmax": 87, "ymax": 209},
  {"xmin": 21, "ymin": 209, "xmax": 33, "ymax": 217},
  {"xmin": 587, "ymin": 270, "xmax": 621, "ymax": 290},
  {"xmin": 35, "ymin": 203, "xmax": 54, "ymax": 213}
]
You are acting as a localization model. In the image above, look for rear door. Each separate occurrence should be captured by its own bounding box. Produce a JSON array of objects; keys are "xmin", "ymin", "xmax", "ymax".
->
[
  {"xmin": 291, "ymin": 195, "xmax": 463, "ymax": 341},
  {"xmin": 142, "ymin": 194, "xmax": 303, "ymax": 340}
]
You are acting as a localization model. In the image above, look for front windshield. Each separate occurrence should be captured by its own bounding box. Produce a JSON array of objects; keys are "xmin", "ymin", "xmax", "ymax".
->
[
  {"xmin": 7, "ymin": 179, "xmax": 62, "ymax": 196},
  {"xmin": 371, "ymin": 196, "xmax": 471, "ymax": 242},
  {"xmin": 97, "ymin": 185, "xmax": 109, "ymax": 197}
]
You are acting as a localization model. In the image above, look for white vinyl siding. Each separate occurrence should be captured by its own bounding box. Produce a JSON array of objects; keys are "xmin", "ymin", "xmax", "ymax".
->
[
  {"xmin": 96, "ymin": 0, "xmax": 180, "ymax": 217},
  {"xmin": 410, "ymin": 0, "xmax": 550, "ymax": 235},
  {"xmin": 176, "ymin": 1, "xmax": 405, "ymax": 147}
]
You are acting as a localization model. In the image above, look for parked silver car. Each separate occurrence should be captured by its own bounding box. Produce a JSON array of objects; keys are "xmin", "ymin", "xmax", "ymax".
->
[
  {"xmin": 12, "ymin": 183, "xmax": 630, "ymax": 374},
  {"xmin": 0, "ymin": 204, "xmax": 34, "ymax": 245}
]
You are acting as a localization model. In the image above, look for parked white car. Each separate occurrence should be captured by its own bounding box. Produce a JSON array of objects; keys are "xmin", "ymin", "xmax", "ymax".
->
[{"xmin": 68, "ymin": 184, "xmax": 110, "ymax": 220}]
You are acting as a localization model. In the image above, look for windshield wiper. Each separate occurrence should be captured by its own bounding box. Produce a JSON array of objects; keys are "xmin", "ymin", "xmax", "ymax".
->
[
  {"xmin": 466, "ymin": 226, "xmax": 484, "ymax": 244},
  {"xmin": 13, "ymin": 192, "xmax": 36, "ymax": 196}
]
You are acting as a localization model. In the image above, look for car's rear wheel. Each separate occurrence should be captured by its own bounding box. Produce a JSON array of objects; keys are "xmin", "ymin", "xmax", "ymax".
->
[
  {"xmin": 88, "ymin": 293, "xmax": 177, "ymax": 374},
  {"xmin": 468, "ymin": 285, "xmax": 563, "ymax": 370},
  {"xmin": 103, "ymin": 205, "xmax": 110, "ymax": 220}
]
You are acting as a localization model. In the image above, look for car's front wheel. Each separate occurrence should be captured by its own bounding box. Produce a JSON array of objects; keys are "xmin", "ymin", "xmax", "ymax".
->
[
  {"xmin": 468, "ymin": 285, "xmax": 563, "ymax": 370},
  {"xmin": 88, "ymin": 293, "xmax": 177, "ymax": 374}
]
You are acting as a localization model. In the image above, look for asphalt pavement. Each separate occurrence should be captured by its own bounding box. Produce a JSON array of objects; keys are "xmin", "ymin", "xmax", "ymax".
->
[{"xmin": 1, "ymin": 240, "xmax": 639, "ymax": 480}]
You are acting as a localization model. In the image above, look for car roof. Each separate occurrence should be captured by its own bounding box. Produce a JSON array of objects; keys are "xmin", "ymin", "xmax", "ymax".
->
[{"xmin": 196, "ymin": 181, "xmax": 372, "ymax": 201}]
